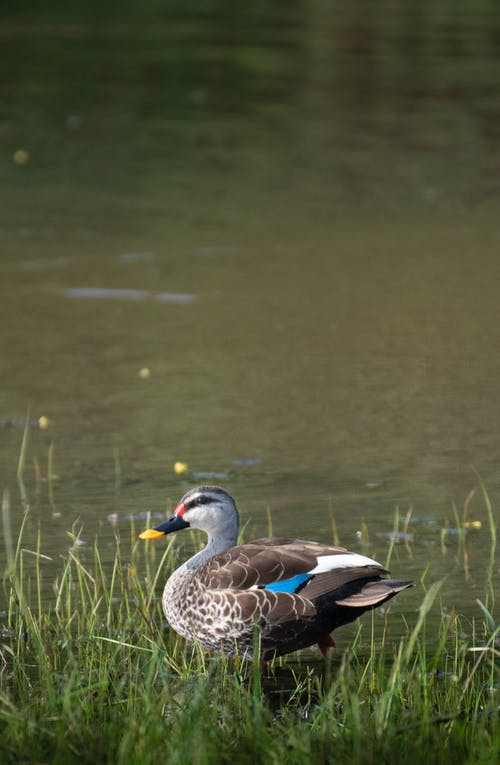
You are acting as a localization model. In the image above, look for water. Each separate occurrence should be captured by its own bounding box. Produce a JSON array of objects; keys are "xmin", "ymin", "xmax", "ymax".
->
[{"xmin": 1, "ymin": 2, "xmax": 500, "ymax": 630}]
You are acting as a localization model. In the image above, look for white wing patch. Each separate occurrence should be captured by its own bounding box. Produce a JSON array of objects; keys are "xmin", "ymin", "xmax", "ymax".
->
[{"xmin": 308, "ymin": 552, "xmax": 383, "ymax": 575}]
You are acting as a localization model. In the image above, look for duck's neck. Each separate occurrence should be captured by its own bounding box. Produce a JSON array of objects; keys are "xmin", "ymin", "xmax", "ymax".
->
[{"xmin": 185, "ymin": 531, "xmax": 236, "ymax": 570}]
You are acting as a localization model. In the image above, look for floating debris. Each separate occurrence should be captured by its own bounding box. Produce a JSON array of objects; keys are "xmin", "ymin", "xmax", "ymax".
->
[
  {"xmin": 38, "ymin": 415, "xmax": 49, "ymax": 430},
  {"xmin": 193, "ymin": 471, "xmax": 230, "ymax": 480},
  {"xmin": 65, "ymin": 288, "xmax": 197, "ymax": 303},
  {"xmin": 155, "ymin": 292, "xmax": 198, "ymax": 304},
  {"xmin": 441, "ymin": 525, "xmax": 481, "ymax": 536},
  {"xmin": 138, "ymin": 367, "xmax": 151, "ymax": 379},
  {"xmin": 66, "ymin": 287, "xmax": 149, "ymax": 300},
  {"xmin": 71, "ymin": 538, "xmax": 88, "ymax": 547},
  {"xmin": 0, "ymin": 417, "xmax": 40, "ymax": 429},
  {"xmin": 408, "ymin": 516, "xmax": 440, "ymax": 525},
  {"xmin": 375, "ymin": 531, "xmax": 414, "ymax": 543},
  {"xmin": 232, "ymin": 458, "xmax": 262, "ymax": 466},
  {"xmin": 355, "ymin": 522, "xmax": 370, "ymax": 546}
]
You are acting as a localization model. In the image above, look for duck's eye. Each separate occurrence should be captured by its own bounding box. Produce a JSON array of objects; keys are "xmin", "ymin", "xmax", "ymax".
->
[
  {"xmin": 185, "ymin": 495, "xmax": 212, "ymax": 510},
  {"xmin": 196, "ymin": 495, "xmax": 212, "ymax": 506}
]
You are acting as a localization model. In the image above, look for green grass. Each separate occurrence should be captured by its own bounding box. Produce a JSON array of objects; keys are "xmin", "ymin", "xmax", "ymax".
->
[{"xmin": 1, "ymin": 498, "xmax": 499, "ymax": 764}]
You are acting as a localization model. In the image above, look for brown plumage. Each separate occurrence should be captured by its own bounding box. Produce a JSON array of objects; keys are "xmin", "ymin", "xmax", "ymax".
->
[{"xmin": 140, "ymin": 486, "xmax": 412, "ymax": 660}]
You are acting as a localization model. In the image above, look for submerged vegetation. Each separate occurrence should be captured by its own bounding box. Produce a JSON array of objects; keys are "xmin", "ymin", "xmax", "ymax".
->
[{"xmin": 0, "ymin": 481, "xmax": 499, "ymax": 764}]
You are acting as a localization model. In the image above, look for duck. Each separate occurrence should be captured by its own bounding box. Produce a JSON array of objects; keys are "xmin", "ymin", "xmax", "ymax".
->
[{"xmin": 139, "ymin": 486, "xmax": 412, "ymax": 660}]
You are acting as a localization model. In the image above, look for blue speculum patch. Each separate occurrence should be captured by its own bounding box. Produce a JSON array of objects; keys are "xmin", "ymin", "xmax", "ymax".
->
[{"xmin": 265, "ymin": 573, "xmax": 311, "ymax": 592}]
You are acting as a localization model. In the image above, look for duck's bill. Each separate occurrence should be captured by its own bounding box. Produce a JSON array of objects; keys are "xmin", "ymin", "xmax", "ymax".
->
[
  {"xmin": 139, "ymin": 528, "xmax": 166, "ymax": 540},
  {"xmin": 139, "ymin": 513, "xmax": 190, "ymax": 540}
]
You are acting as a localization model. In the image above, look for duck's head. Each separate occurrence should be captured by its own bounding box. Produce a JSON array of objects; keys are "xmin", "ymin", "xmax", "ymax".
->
[{"xmin": 139, "ymin": 485, "xmax": 239, "ymax": 543}]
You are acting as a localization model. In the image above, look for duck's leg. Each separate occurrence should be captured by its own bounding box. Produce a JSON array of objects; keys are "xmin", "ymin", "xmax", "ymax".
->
[{"xmin": 317, "ymin": 634, "xmax": 336, "ymax": 656}]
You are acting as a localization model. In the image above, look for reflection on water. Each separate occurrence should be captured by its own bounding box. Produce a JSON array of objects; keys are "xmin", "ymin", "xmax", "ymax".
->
[{"xmin": 1, "ymin": 2, "xmax": 500, "ymax": 632}]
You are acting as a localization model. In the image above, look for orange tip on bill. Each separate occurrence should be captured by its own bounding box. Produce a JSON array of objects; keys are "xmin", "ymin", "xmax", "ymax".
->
[{"xmin": 139, "ymin": 529, "xmax": 166, "ymax": 540}]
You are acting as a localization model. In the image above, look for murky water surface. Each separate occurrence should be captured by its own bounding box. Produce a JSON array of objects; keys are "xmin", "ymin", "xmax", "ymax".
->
[{"xmin": 1, "ymin": 3, "xmax": 500, "ymax": 637}]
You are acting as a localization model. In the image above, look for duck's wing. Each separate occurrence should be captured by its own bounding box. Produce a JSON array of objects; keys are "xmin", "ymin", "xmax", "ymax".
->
[
  {"xmin": 196, "ymin": 539, "xmax": 411, "ymax": 659},
  {"xmin": 197, "ymin": 537, "xmax": 388, "ymax": 595}
]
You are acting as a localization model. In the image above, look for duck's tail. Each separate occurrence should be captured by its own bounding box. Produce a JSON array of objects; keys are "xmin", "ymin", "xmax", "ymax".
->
[{"xmin": 335, "ymin": 579, "xmax": 413, "ymax": 608}]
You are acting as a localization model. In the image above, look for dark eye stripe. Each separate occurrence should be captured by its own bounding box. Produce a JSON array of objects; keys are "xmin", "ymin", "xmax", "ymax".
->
[{"xmin": 185, "ymin": 495, "xmax": 212, "ymax": 510}]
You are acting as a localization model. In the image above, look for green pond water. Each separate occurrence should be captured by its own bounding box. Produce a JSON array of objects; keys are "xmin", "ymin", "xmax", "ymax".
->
[{"xmin": 1, "ymin": 2, "xmax": 500, "ymax": 637}]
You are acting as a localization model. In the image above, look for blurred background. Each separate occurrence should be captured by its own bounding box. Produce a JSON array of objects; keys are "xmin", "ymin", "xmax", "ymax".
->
[{"xmin": 1, "ymin": 1, "xmax": 500, "ymax": 615}]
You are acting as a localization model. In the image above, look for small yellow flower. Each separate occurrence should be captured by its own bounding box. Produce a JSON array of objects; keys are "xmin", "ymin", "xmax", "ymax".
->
[
  {"xmin": 463, "ymin": 520, "xmax": 481, "ymax": 530},
  {"xmin": 13, "ymin": 149, "xmax": 29, "ymax": 165},
  {"xmin": 38, "ymin": 415, "xmax": 49, "ymax": 430},
  {"xmin": 174, "ymin": 461, "xmax": 188, "ymax": 475},
  {"xmin": 138, "ymin": 367, "xmax": 151, "ymax": 379}
]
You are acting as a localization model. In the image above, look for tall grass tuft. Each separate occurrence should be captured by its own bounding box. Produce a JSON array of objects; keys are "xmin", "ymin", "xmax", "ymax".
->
[{"xmin": 0, "ymin": 484, "xmax": 499, "ymax": 764}]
